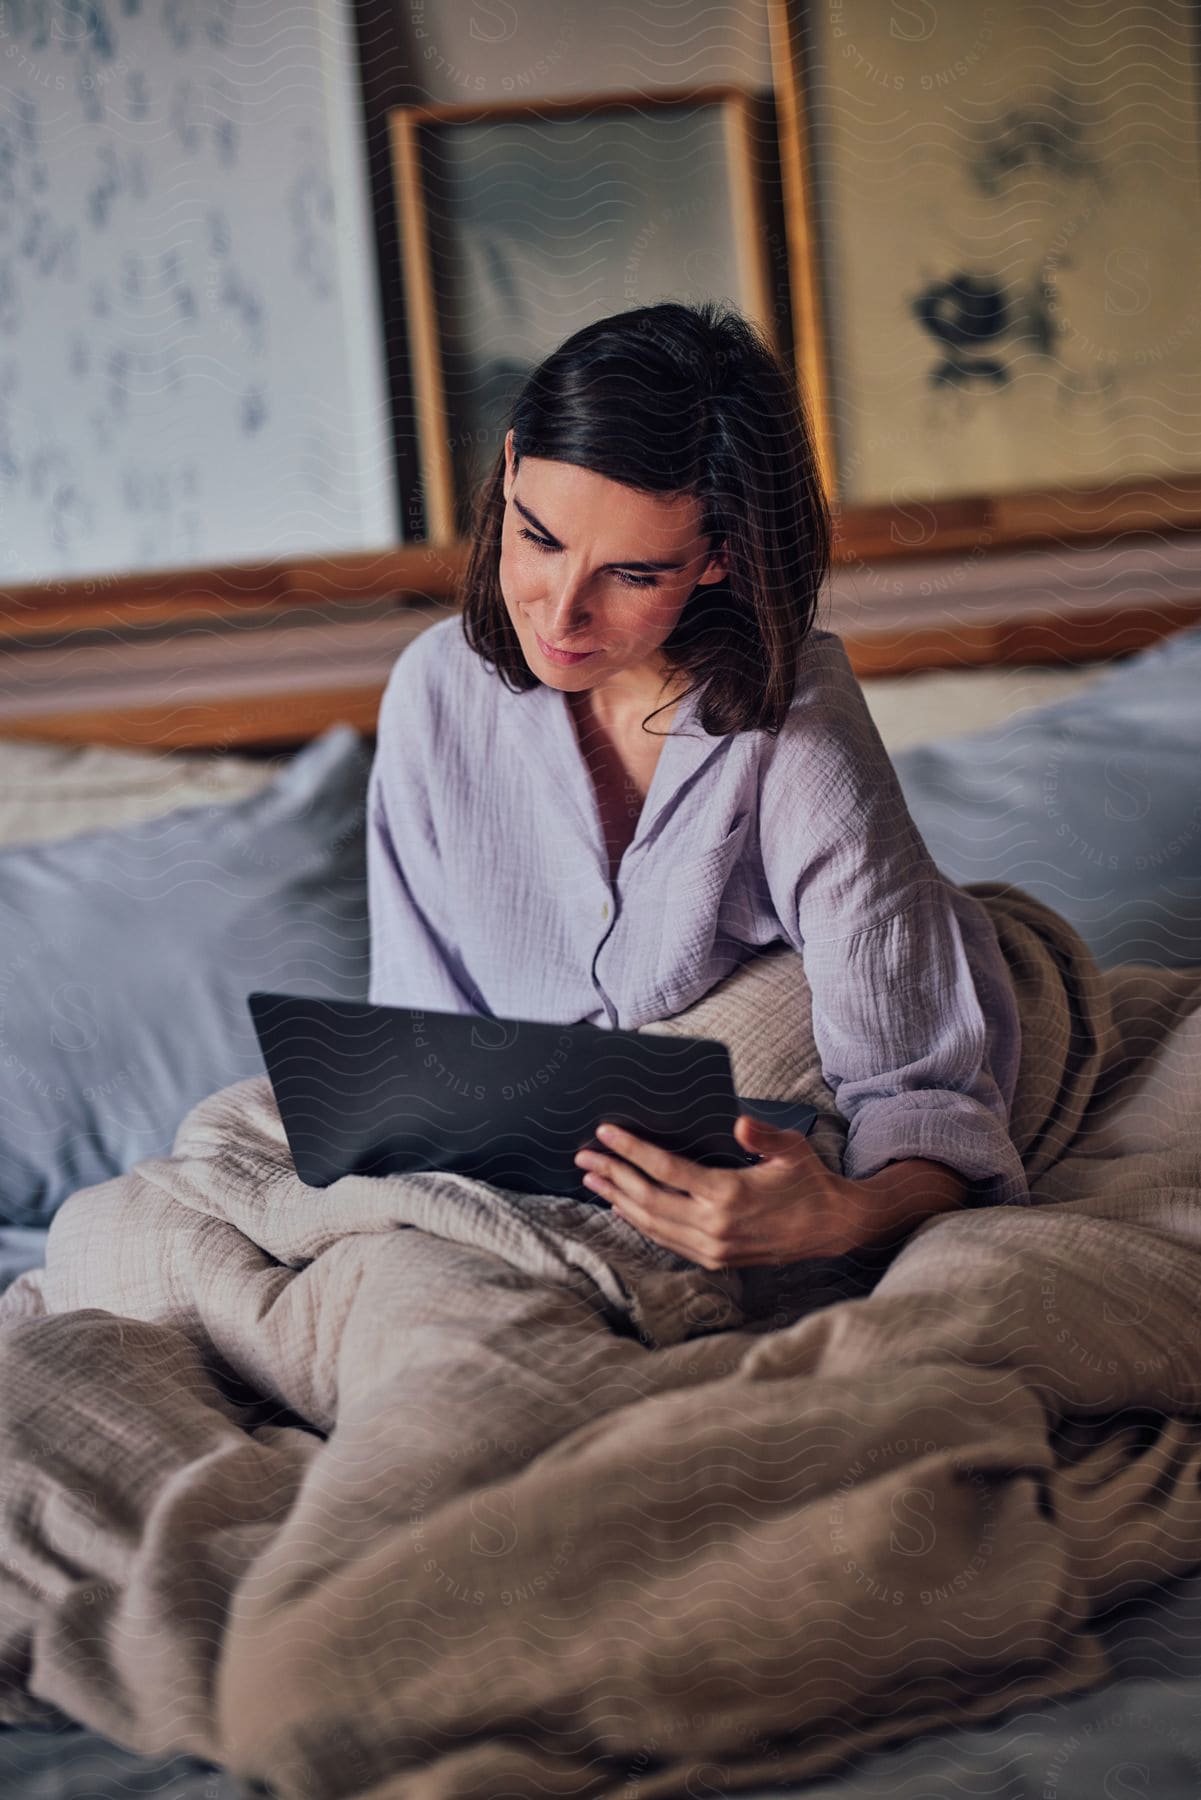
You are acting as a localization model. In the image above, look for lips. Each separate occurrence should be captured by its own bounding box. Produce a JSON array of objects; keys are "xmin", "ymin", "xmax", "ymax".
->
[{"xmin": 535, "ymin": 630, "xmax": 597, "ymax": 665}]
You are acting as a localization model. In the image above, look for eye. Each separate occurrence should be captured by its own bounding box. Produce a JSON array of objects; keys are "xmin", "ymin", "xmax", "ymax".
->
[{"xmin": 517, "ymin": 527, "xmax": 659, "ymax": 589}]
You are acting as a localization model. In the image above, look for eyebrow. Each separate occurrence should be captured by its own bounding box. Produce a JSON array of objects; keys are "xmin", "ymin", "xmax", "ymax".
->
[{"xmin": 512, "ymin": 495, "xmax": 689, "ymax": 573}]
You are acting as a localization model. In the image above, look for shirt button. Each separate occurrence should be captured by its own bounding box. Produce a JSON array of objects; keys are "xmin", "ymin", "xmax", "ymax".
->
[{"xmin": 601, "ymin": 900, "xmax": 610, "ymax": 921}]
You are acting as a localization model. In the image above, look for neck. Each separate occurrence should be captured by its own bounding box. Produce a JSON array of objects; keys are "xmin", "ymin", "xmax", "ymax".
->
[
  {"xmin": 576, "ymin": 662, "xmax": 688, "ymax": 731},
  {"xmin": 574, "ymin": 688, "xmax": 680, "ymax": 742}
]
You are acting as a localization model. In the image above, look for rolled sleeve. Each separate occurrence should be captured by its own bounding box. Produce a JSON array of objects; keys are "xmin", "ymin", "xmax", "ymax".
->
[
  {"xmin": 757, "ymin": 633, "xmax": 1029, "ymax": 1209},
  {"xmin": 801, "ymin": 885, "xmax": 1030, "ymax": 1207}
]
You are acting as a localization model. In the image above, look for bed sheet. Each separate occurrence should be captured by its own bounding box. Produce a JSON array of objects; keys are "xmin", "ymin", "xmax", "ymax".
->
[
  {"xmin": 0, "ymin": 737, "xmax": 279, "ymax": 849},
  {"xmin": 858, "ymin": 659, "xmax": 1107, "ymax": 753},
  {"xmin": 2, "ymin": 1567, "xmax": 1200, "ymax": 1799},
  {"xmin": 4, "ymin": 1214, "xmax": 1201, "ymax": 1800}
]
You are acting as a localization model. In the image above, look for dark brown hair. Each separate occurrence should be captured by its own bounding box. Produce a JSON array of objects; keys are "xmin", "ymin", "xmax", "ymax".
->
[{"xmin": 458, "ymin": 300, "xmax": 831, "ymax": 737}]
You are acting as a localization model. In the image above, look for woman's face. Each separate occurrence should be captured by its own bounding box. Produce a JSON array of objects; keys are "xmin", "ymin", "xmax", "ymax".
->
[{"xmin": 498, "ymin": 429, "xmax": 728, "ymax": 703}]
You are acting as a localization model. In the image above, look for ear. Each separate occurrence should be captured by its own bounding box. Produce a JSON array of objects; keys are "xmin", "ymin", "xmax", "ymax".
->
[
  {"xmin": 502, "ymin": 429, "xmax": 516, "ymax": 500},
  {"xmin": 697, "ymin": 538, "xmax": 728, "ymax": 586}
]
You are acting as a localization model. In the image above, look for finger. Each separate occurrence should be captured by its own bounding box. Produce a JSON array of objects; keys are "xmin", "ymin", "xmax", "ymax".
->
[
  {"xmin": 600, "ymin": 1163, "xmax": 816, "ymax": 1269},
  {"xmin": 593, "ymin": 1124, "xmax": 720, "ymax": 1197},
  {"xmin": 734, "ymin": 1115, "xmax": 819, "ymax": 1162},
  {"xmin": 598, "ymin": 1183, "xmax": 730, "ymax": 1267},
  {"xmin": 586, "ymin": 1156, "xmax": 705, "ymax": 1218},
  {"xmin": 736, "ymin": 1125, "xmax": 827, "ymax": 1185}
]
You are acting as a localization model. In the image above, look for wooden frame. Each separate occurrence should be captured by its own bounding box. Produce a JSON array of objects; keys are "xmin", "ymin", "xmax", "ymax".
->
[
  {"xmin": 0, "ymin": 546, "xmax": 462, "ymax": 643},
  {"xmin": 4, "ymin": 574, "xmax": 1199, "ymax": 750},
  {"xmin": 763, "ymin": 0, "xmax": 835, "ymax": 503},
  {"xmin": 388, "ymin": 84, "xmax": 779, "ymax": 547},
  {"xmin": 766, "ymin": 0, "xmax": 1201, "ymax": 557}
]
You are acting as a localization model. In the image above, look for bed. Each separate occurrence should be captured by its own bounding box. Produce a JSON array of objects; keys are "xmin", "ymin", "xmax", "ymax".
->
[{"xmin": 1, "ymin": 629, "xmax": 1200, "ymax": 1799}]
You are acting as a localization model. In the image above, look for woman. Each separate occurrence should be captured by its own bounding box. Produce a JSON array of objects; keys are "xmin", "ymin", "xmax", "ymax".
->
[{"xmin": 367, "ymin": 300, "xmax": 1027, "ymax": 1273}]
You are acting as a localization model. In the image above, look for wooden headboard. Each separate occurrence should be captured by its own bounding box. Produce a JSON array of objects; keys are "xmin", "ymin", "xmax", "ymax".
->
[{"xmin": 3, "ymin": 511, "xmax": 1201, "ymax": 751}]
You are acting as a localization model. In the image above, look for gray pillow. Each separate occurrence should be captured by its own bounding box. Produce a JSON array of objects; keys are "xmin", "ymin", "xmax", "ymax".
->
[
  {"xmin": 893, "ymin": 624, "xmax": 1201, "ymax": 970},
  {"xmin": 0, "ymin": 725, "xmax": 371, "ymax": 1228}
]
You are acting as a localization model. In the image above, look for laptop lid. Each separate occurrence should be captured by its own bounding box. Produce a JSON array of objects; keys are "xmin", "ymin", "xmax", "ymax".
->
[{"xmin": 247, "ymin": 991, "xmax": 795, "ymax": 1197}]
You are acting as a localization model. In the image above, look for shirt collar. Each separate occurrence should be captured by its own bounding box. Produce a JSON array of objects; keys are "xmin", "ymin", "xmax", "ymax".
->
[{"xmin": 510, "ymin": 673, "xmax": 727, "ymax": 867}]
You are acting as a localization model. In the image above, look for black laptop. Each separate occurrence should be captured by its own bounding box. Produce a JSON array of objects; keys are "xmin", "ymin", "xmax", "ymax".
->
[{"xmin": 248, "ymin": 991, "xmax": 818, "ymax": 1199}]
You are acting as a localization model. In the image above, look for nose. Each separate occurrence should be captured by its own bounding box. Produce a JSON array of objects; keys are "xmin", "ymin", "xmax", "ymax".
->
[{"xmin": 542, "ymin": 575, "xmax": 593, "ymax": 640}]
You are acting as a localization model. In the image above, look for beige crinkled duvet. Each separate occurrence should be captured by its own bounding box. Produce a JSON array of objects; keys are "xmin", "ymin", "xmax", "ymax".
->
[{"xmin": 1, "ymin": 881, "xmax": 1201, "ymax": 1800}]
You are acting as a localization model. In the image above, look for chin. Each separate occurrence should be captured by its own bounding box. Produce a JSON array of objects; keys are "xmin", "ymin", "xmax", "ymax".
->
[{"xmin": 533, "ymin": 660, "xmax": 596, "ymax": 689}]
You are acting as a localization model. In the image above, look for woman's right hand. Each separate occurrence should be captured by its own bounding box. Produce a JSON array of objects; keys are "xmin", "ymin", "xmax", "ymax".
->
[{"xmin": 573, "ymin": 1113, "xmax": 868, "ymax": 1269}]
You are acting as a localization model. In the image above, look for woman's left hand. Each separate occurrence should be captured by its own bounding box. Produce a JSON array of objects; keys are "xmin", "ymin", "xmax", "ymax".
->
[{"xmin": 574, "ymin": 1114, "xmax": 872, "ymax": 1270}]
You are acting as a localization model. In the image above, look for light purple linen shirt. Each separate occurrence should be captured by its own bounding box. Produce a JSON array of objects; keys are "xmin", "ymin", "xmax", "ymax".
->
[{"xmin": 367, "ymin": 613, "xmax": 1028, "ymax": 1207}]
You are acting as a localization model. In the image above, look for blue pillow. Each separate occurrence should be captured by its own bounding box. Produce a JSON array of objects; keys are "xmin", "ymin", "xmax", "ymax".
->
[
  {"xmin": 893, "ymin": 625, "xmax": 1201, "ymax": 970},
  {"xmin": 0, "ymin": 725, "xmax": 371, "ymax": 1229}
]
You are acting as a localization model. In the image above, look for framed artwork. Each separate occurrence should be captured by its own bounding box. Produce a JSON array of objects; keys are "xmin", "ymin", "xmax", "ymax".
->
[
  {"xmin": 0, "ymin": 0, "xmax": 397, "ymax": 588},
  {"xmin": 390, "ymin": 86, "xmax": 779, "ymax": 545},
  {"xmin": 770, "ymin": 0, "xmax": 1201, "ymax": 514}
]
